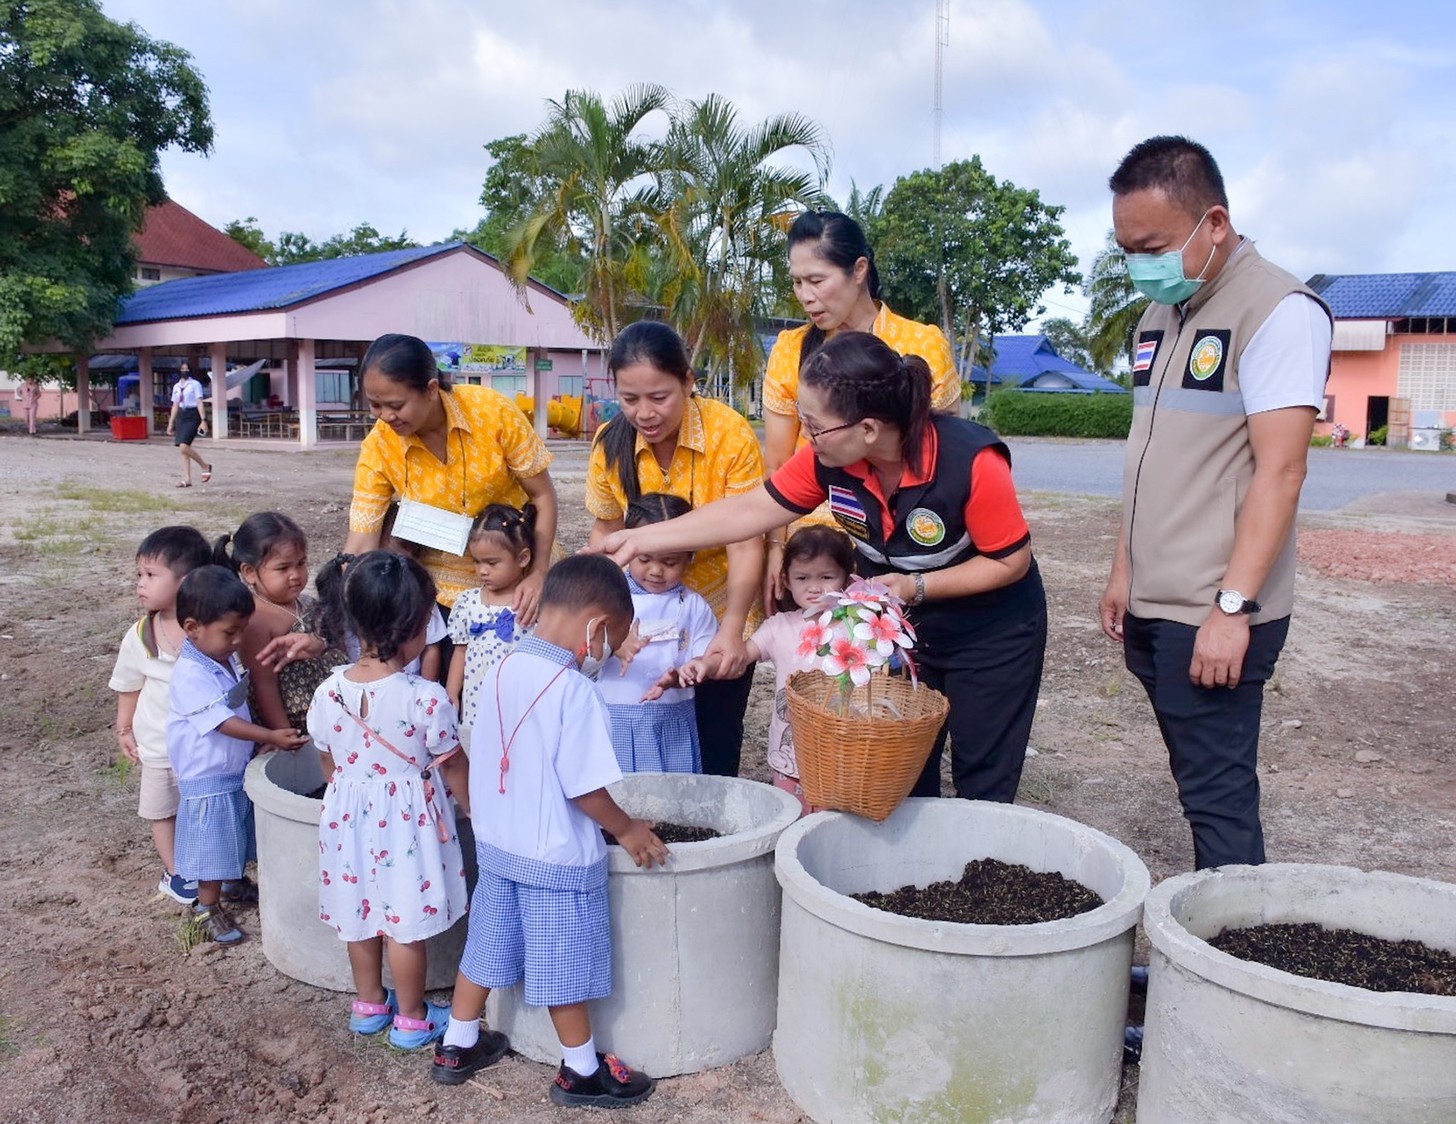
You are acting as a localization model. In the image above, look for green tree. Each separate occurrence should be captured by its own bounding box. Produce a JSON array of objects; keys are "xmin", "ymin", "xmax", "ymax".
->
[
  {"xmin": 1084, "ymin": 230, "xmax": 1147, "ymax": 373},
  {"xmin": 0, "ymin": 0, "xmax": 212, "ymax": 363},
  {"xmin": 272, "ymin": 222, "xmax": 418, "ymax": 265},
  {"xmin": 1040, "ymin": 316, "xmax": 1104, "ymax": 375},
  {"xmin": 224, "ymin": 216, "xmax": 276, "ymax": 263},
  {"xmin": 453, "ymin": 134, "xmax": 587, "ymax": 294},
  {"xmin": 874, "ymin": 157, "xmax": 1081, "ymax": 373},
  {"xmin": 658, "ymin": 94, "xmax": 830, "ymax": 386},
  {"xmin": 503, "ymin": 84, "xmax": 674, "ymax": 340}
]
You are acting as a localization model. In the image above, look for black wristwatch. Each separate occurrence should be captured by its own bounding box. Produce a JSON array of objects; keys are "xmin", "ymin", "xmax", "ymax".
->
[{"xmin": 1215, "ymin": 589, "xmax": 1260, "ymax": 615}]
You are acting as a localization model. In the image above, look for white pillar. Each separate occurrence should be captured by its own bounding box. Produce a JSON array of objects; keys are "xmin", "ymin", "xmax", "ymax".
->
[
  {"xmin": 528, "ymin": 351, "xmax": 548, "ymax": 439},
  {"xmin": 76, "ymin": 354, "xmax": 91, "ymax": 434},
  {"xmin": 209, "ymin": 342, "xmax": 229, "ymax": 441},
  {"xmin": 138, "ymin": 348, "xmax": 155, "ymax": 435},
  {"xmin": 297, "ymin": 338, "xmax": 317, "ymax": 447}
]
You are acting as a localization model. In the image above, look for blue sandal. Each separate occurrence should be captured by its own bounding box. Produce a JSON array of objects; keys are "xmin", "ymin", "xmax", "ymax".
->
[
  {"xmin": 389, "ymin": 1000, "xmax": 449, "ymax": 1049},
  {"xmin": 349, "ymin": 989, "xmax": 398, "ymax": 1035}
]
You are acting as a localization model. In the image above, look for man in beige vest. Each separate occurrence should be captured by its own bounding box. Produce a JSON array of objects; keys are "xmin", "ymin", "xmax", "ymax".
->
[{"xmin": 1098, "ymin": 136, "xmax": 1331, "ymax": 872}]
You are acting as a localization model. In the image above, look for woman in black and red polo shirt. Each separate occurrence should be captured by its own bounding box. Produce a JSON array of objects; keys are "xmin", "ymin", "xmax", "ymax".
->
[{"xmin": 598, "ymin": 331, "xmax": 1047, "ymax": 803}]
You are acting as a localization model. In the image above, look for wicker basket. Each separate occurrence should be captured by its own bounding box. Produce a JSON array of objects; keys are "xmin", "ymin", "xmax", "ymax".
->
[{"xmin": 786, "ymin": 670, "xmax": 950, "ymax": 822}]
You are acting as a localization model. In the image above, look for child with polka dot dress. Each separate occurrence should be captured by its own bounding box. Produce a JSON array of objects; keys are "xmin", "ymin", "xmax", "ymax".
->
[{"xmin": 308, "ymin": 551, "xmax": 470, "ymax": 1049}]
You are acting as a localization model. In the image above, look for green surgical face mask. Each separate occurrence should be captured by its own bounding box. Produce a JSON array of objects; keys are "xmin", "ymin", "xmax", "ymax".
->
[{"xmin": 1125, "ymin": 211, "xmax": 1214, "ymax": 305}]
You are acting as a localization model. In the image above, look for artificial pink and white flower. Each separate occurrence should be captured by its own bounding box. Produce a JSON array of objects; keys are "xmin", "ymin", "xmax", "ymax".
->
[
  {"xmin": 797, "ymin": 619, "xmax": 831, "ymax": 659},
  {"xmin": 822, "ymin": 635, "xmax": 873, "ymax": 686},
  {"xmin": 853, "ymin": 611, "xmax": 908, "ymax": 657}
]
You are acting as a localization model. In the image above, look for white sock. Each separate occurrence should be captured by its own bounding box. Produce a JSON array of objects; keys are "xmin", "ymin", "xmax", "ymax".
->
[
  {"xmin": 443, "ymin": 1016, "xmax": 479, "ymax": 1049},
  {"xmin": 561, "ymin": 1037, "xmax": 598, "ymax": 1078}
]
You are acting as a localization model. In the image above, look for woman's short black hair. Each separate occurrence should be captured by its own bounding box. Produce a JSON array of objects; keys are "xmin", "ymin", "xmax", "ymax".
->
[
  {"xmin": 540, "ymin": 555, "xmax": 632, "ymax": 620},
  {"xmin": 788, "ymin": 210, "xmax": 880, "ymax": 372},
  {"xmin": 343, "ymin": 550, "xmax": 437, "ymax": 664},
  {"xmin": 177, "ymin": 565, "xmax": 255, "ymax": 626},
  {"xmin": 801, "ymin": 331, "xmax": 934, "ymax": 475},
  {"xmin": 596, "ymin": 321, "xmax": 694, "ymax": 503},
  {"xmin": 360, "ymin": 332, "xmax": 453, "ymax": 392},
  {"xmin": 213, "ymin": 512, "xmax": 307, "ymax": 575},
  {"xmin": 623, "ymin": 492, "xmax": 692, "ymax": 529},
  {"xmin": 137, "ymin": 525, "xmax": 212, "ymax": 577}
]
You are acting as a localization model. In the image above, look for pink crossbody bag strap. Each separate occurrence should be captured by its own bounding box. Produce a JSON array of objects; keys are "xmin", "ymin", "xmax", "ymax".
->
[{"xmin": 339, "ymin": 700, "xmax": 454, "ymax": 845}]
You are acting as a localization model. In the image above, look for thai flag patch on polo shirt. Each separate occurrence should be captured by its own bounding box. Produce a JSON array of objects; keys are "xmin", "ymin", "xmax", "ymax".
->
[{"xmin": 827, "ymin": 485, "xmax": 870, "ymax": 537}]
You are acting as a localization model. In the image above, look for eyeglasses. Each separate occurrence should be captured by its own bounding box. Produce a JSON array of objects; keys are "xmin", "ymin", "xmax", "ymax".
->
[{"xmin": 797, "ymin": 413, "xmax": 857, "ymax": 442}]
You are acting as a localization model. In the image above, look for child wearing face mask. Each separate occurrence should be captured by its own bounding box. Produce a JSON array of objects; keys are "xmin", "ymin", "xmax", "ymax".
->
[
  {"xmin": 430, "ymin": 555, "xmax": 667, "ymax": 1107},
  {"xmin": 594, "ymin": 494, "xmax": 717, "ymax": 774}
]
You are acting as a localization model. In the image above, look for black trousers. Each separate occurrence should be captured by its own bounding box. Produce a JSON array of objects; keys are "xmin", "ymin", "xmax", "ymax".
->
[
  {"xmin": 909, "ymin": 606, "xmax": 1047, "ymax": 802},
  {"xmin": 694, "ymin": 663, "xmax": 757, "ymax": 777},
  {"xmin": 1122, "ymin": 612, "xmax": 1290, "ymax": 869}
]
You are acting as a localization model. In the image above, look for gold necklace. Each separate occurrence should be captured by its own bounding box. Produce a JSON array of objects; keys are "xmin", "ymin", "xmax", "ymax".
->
[{"xmin": 252, "ymin": 586, "xmax": 305, "ymax": 627}]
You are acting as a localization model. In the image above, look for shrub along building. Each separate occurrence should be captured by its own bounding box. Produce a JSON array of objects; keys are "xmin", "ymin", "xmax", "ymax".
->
[{"xmin": 1305, "ymin": 271, "xmax": 1456, "ymax": 448}]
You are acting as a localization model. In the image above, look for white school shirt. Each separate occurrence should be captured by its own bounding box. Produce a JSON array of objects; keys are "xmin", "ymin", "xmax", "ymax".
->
[
  {"xmin": 343, "ymin": 603, "xmax": 447, "ymax": 676},
  {"xmin": 596, "ymin": 578, "xmax": 718, "ymax": 707},
  {"xmin": 108, "ymin": 615, "xmax": 179, "ymax": 768},
  {"xmin": 171, "ymin": 377, "xmax": 204, "ymax": 409},
  {"xmin": 469, "ymin": 637, "xmax": 622, "ymax": 869},
  {"xmin": 167, "ymin": 642, "xmax": 255, "ymax": 782}
]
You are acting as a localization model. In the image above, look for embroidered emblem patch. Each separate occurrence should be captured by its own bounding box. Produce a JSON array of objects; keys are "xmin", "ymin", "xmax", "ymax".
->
[
  {"xmin": 906, "ymin": 507, "xmax": 945, "ymax": 547},
  {"xmin": 1188, "ymin": 335, "xmax": 1224, "ymax": 382}
]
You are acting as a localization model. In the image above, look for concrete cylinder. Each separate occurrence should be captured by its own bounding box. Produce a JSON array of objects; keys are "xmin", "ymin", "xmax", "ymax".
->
[
  {"xmin": 773, "ymin": 798, "xmax": 1149, "ymax": 1124},
  {"xmin": 243, "ymin": 751, "xmax": 471, "ymax": 991},
  {"xmin": 1139, "ymin": 863, "xmax": 1456, "ymax": 1123},
  {"xmin": 486, "ymin": 773, "xmax": 802, "ymax": 1076}
]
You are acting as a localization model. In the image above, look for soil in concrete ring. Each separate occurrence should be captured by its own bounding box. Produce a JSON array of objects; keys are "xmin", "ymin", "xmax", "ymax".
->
[
  {"xmin": 602, "ymin": 822, "xmax": 722, "ymax": 846},
  {"xmin": 852, "ymin": 858, "xmax": 1104, "ymax": 924},
  {"xmin": 1209, "ymin": 923, "xmax": 1456, "ymax": 996}
]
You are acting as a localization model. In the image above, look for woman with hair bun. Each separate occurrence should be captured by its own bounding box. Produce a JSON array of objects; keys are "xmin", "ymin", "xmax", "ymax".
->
[{"xmin": 599, "ymin": 330, "xmax": 1046, "ymax": 804}]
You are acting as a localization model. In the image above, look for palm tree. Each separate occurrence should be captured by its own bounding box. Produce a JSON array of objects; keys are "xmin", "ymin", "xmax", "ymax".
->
[
  {"xmin": 658, "ymin": 94, "xmax": 831, "ymax": 396},
  {"xmin": 1084, "ymin": 230, "xmax": 1148, "ymax": 375},
  {"xmin": 504, "ymin": 84, "xmax": 674, "ymax": 340}
]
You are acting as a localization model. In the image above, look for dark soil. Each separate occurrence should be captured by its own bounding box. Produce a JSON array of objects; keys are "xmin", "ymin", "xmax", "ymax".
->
[
  {"xmin": 1210, "ymin": 923, "xmax": 1456, "ymax": 996},
  {"xmin": 852, "ymin": 858, "xmax": 1104, "ymax": 924},
  {"xmin": 603, "ymin": 822, "xmax": 722, "ymax": 846}
]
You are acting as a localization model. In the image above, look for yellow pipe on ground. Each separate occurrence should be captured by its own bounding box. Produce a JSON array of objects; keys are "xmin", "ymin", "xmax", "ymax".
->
[{"xmin": 515, "ymin": 394, "xmax": 583, "ymax": 437}]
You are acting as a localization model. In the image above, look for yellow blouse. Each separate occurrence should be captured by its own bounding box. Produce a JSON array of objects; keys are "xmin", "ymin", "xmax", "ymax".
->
[
  {"xmin": 349, "ymin": 384, "xmax": 553, "ymax": 607},
  {"xmin": 586, "ymin": 395, "xmax": 764, "ymax": 632},
  {"xmin": 762, "ymin": 303, "xmax": 960, "ymax": 427}
]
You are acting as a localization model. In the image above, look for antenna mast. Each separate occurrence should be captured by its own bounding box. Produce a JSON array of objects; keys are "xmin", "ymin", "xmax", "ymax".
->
[{"xmin": 933, "ymin": 0, "xmax": 949, "ymax": 168}]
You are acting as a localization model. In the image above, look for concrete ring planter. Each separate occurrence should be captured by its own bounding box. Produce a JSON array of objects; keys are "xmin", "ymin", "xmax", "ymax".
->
[
  {"xmin": 243, "ymin": 750, "xmax": 473, "ymax": 991},
  {"xmin": 1139, "ymin": 863, "xmax": 1456, "ymax": 1123},
  {"xmin": 773, "ymin": 798, "xmax": 1150, "ymax": 1124},
  {"xmin": 487, "ymin": 772, "xmax": 802, "ymax": 1076}
]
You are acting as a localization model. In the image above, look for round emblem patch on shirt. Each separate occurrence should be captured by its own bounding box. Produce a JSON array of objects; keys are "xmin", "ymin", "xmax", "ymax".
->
[
  {"xmin": 907, "ymin": 507, "xmax": 945, "ymax": 547},
  {"xmin": 1188, "ymin": 335, "xmax": 1224, "ymax": 381}
]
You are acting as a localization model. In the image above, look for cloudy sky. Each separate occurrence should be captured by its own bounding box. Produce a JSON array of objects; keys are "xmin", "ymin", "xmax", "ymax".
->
[{"xmin": 105, "ymin": 0, "xmax": 1455, "ymax": 325}]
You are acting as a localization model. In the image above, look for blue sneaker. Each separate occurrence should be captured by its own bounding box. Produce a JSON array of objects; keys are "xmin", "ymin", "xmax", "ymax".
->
[
  {"xmin": 349, "ymin": 989, "xmax": 398, "ymax": 1035},
  {"xmin": 158, "ymin": 871, "xmax": 199, "ymax": 905},
  {"xmin": 389, "ymin": 1000, "xmax": 449, "ymax": 1050}
]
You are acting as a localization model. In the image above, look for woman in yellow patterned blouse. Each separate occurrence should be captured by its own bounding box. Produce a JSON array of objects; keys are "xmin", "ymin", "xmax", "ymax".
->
[
  {"xmin": 586, "ymin": 321, "xmax": 765, "ymax": 777},
  {"xmin": 762, "ymin": 211, "xmax": 959, "ymax": 600},
  {"xmin": 344, "ymin": 333, "xmax": 558, "ymax": 622}
]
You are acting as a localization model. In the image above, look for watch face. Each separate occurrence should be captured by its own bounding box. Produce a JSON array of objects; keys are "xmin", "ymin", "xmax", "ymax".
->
[{"xmin": 1218, "ymin": 591, "xmax": 1243, "ymax": 614}]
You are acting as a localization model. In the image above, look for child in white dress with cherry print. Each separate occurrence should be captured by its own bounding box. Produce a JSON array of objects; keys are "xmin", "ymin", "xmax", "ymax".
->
[
  {"xmin": 673, "ymin": 526, "xmax": 853, "ymax": 813},
  {"xmin": 308, "ymin": 551, "xmax": 470, "ymax": 1050}
]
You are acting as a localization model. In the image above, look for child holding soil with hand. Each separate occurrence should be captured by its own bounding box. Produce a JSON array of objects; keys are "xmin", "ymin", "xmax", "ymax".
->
[
  {"xmin": 430, "ymin": 555, "xmax": 667, "ymax": 1107},
  {"xmin": 168, "ymin": 567, "xmax": 308, "ymax": 945},
  {"xmin": 109, "ymin": 525, "xmax": 214, "ymax": 905},
  {"xmin": 307, "ymin": 551, "xmax": 470, "ymax": 1049}
]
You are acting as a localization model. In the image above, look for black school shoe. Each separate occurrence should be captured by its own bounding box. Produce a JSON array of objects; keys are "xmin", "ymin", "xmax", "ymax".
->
[
  {"xmin": 431, "ymin": 1029, "xmax": 511, "ymax": 1085},
  {"xmin": 549, "ymin": 1053, "xmax": 654, "ymax": 1108}
]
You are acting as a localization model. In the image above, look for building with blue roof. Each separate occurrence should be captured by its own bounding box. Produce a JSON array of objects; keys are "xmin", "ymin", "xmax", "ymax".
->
[
  {"xmin": 1306, "ymin": 271, "xmax": 1456, "ymax": 446},
  {"xmin": 37, "ymin": 241, "xmax": 606, "ymax": 444},
  {"xmin": 967, "ymin": 334, "xmax": 1127, "ymax": 396}
]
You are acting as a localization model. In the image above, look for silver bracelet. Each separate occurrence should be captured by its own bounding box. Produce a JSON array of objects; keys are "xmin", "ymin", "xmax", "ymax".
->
[{"xmin": 911, "ymin": 573, "xmax": 927, "ymax": 606}]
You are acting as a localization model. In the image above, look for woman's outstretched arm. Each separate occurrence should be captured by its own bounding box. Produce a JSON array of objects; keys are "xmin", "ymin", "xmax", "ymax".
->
[{"xmin": 594, "ymin": 486, "xmax": 791, "ymax": 568}]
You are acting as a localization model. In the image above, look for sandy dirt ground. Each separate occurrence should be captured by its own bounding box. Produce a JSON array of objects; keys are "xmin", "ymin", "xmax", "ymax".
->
[{"xmin": 1, "ymin": 430, "xmax": 1453, "ymax": 1123}]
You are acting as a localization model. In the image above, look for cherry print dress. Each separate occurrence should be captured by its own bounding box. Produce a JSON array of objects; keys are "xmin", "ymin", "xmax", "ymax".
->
[{"xmin": 308, "ymin": 669, "xmax": 469, "ymax": 943}]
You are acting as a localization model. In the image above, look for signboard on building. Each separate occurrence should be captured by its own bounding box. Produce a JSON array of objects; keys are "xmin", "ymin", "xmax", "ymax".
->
[{"xmin": 428, "ymin": 342, "xmax": 527, "ymax": 375}]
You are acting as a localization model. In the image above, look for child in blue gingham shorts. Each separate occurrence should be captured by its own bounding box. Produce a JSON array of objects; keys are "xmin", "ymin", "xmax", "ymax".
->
[{"xmin": 461, "ymin": 842, "xmax": 612, "ymax": 1006}]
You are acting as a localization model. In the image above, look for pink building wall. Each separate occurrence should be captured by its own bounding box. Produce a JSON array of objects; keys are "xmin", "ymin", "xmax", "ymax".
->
[{"xmin": 1321, "ymin": 332, "xmax": 1454, "ymax": 439}]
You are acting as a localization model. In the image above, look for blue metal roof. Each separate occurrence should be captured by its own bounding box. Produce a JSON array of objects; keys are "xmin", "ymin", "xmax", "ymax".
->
[
  {"xmin": 968, "ymin": 334, "xmax": 1127, "ymax": 393},
  {"xmin": 115, "ymin": 243, "xmax": 463, "ymax": 324},
  {"xmin": 1306, "ymin": 272, "xmax": 1456, "ymax": 319}
]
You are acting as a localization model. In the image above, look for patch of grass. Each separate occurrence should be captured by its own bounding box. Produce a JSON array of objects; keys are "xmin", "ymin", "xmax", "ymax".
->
[
  {"xmin": 0, "ymin": 1014, "xmax": 15, "ymax": 1061},
  {"xmin": 1102, "ymin": 673, "xmax": 1124, "ymax": 698},
  {"xmin": 1016, "ymin": 762, "xmax": 1060, "ymax": 806},
  {"xmin": 54, "ymin": 482, "xmax": 173, "ymax": 515},
  {"xmin": 103, "ymin": 755, "xmax": 134, "ymax": 788},
  {"xmin": 176, "ymin": 913, "xmax": 207, "ymax": 953}
]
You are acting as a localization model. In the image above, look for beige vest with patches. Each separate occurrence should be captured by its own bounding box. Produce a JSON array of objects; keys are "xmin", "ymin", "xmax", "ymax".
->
[{"xmin": 1122, "ymin": 241, "xmax": 1330, "ymax": 627}]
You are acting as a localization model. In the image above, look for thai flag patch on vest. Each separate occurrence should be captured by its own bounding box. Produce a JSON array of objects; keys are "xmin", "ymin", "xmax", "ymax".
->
[
  {"xmin": 1133, "ymin": 338, "xmax": 1158, "ymax": 372},
  {"xmin": 827, "ymin": 485, "xmax": 870, "ymax": 536}
]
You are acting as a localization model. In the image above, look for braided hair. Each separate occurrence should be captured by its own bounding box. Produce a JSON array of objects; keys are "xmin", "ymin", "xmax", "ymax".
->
[{"xmin": 800, "ymin": 331, "xmax": 933, "ymax": 475}]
